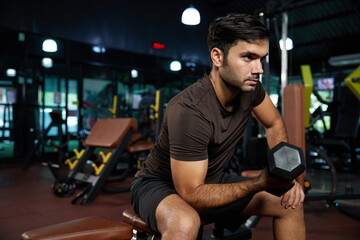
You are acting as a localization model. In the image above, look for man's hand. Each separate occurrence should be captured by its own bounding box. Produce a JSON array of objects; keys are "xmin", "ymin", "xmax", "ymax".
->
[
  {"xmin": 281, "ymin": 180, "xmax": 305, "ymax": 209},
  {"xmin": 257, "ymin": 168, "xmax": 304, "ymax": 204},
  {"xmin": 258, "ymin": 168, "xmax": 293, "ymax": 189}
]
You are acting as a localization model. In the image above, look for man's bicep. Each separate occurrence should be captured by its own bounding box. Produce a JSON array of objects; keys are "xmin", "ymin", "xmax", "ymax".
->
[{"xmin": 170, "ymin": 157, "xmax": 208, "ymax": 198}]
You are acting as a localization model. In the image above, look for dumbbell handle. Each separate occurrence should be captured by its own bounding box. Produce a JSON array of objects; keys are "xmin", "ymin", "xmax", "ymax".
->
[{"xmin": 266, "ymin": 184, "xmax": 295, "ymax": 197}]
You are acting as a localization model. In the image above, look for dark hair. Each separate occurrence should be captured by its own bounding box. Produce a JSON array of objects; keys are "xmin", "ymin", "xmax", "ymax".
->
[{"xmin": 207, "ymin": 13, "xmax": 271, "ymax": 64}]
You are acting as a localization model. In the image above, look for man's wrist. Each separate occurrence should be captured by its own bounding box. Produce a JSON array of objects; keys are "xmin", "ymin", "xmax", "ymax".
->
[{"xmin": 252, "ymin": 176, "xmax": 267, "ymax": 193}]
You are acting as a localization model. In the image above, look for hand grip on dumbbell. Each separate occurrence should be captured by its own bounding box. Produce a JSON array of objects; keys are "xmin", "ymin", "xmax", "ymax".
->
[{"xmin": 266, "ymin": 142, "xmax": 306, "ymax": 197}]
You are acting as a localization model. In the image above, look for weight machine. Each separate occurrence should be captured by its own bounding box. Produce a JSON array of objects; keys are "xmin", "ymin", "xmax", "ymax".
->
[
  {"xmin": 302, "ymin": 64, "xmax": 360, "ymax": 220},
  {"xmin": 23, "ymin": 110, "xmax": 70, "ymax": 179}
]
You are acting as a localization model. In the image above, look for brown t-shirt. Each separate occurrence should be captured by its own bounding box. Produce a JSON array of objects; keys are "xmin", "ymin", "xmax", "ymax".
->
[{"xmin": 135, "ymin": 74, "xmax": 265, "ymax": 183}]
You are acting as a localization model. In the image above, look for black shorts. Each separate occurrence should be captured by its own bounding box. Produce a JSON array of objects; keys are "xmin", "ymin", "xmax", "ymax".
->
[{"xmin": 130, "ymin": 172, "xmax": 254, "ymax": 234}]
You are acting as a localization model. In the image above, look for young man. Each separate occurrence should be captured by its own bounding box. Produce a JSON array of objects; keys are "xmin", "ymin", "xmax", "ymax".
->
[{"xmin": 131, "ymin": 13, "xmax": 306, "ymax": 240}]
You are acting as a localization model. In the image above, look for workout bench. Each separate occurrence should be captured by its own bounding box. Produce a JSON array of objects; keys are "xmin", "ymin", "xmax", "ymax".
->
[
  {"xmin": 21, "ymin": 207, "xmax": 252, "ymax": 240},
  {"xmin": 65, "ymin": 118, "xmax": 153, "ymax": 205}
]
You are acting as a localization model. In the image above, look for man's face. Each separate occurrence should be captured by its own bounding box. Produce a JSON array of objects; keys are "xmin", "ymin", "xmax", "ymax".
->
[{"xmin": 218, "ymin": 39, "xmax": 268, "ymax": 92}]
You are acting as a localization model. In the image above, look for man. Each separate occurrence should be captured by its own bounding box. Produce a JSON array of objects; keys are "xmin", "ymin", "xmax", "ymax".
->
[{"xmin": 131, "ymin": 13, "xmax": 306, "ymax": 240}]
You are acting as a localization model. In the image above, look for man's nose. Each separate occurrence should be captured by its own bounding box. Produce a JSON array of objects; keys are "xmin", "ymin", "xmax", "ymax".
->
[{"xmin": 252, "ymin": 60, "xmax": 264, "ymax": 74}]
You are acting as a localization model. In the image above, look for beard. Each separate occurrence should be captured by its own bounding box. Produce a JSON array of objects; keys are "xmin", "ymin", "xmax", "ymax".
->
[{"xmin": 220, "ymin": 65, "xmax": 259, "ymax": 92}]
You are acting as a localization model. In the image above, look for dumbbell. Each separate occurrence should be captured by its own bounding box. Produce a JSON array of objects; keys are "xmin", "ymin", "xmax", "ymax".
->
[
  {"xmin": 266, "ymin": 141, "xmax": 306, "ymax": 196},
  {"xmin": 52, "ymin": 177, "xmax": 76, "ymax": 197}
]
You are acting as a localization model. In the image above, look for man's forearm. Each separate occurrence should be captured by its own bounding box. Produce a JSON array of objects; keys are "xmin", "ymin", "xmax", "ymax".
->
[
  {"xmin": 182, "ymin": 177, "xmax": 265, "ymax": 212},
  {"xmin": 265, "ymin": 118, "xmax": 288, "ymax": 149}
]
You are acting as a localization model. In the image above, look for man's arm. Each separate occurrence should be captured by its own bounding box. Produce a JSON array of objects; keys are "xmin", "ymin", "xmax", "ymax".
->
[
  {"xmin": 251, "ymin": 93, "xmax": 287, "ymax": 148},
  {"xmin": 171, "ymin": 158, "xmax": 268, "ymax": 212},
  {"xmin": 252, "ymin": 93, "xmax": 305, "ymax": 208},
  {"xmin": 251, "ymin": 92, "xmax": 305, "ymax": 185}
]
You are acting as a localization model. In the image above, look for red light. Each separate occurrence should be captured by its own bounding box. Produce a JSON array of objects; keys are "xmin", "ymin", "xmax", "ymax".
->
[{"xmin": 152, "ymin": 42, "xmax": 165, "ymax": 49}]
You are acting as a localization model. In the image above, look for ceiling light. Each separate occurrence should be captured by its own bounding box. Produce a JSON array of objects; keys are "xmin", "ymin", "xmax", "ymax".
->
[
  {"xmin": 279, "ymin": 37, "xmax": 293, "ymax": 51},
  {"xmin": 92, "ymin": 45, "xmax": 106, "ymax": 53},
  {"xmin": 181, "ymin": 6, "xmax": 201, "ymax": 26},
  {"xmin": 131, "ymin": 69, "xmax": 138, "ymax": 78},
  {"xmin": 170, "ymin": 61, "xmax": 182, "ymax": 71},
  {"xmin": 6, "ymin": 68, "xmax": 16, "ymax": 77},
  {"xmin": 42, "ymin": 39, "xmax": 57, "ymax": 52},
  {"xmin": 42, "ymin": 58, "xmax": 53, "ymax": 68}
]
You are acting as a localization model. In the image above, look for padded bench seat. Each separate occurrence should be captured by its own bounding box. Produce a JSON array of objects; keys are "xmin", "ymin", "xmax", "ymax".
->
[
  {"xmin": 122, "ymin": 208, "xmax": 155, "ymax": 234},
  {"xmin": 21, "ymin": 216, "xmax": 133, "ymax": 240}
]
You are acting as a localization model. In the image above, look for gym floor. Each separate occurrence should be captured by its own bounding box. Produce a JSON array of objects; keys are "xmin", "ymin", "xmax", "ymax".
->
[{"xmin": 0, "ymin": 163, "xmax": 360, "ymax": 240}]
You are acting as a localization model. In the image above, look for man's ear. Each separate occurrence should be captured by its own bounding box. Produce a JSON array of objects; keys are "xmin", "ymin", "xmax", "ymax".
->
[{"xmin": 210, "ymin": 48, "xmax": 224, "ymax": 67}]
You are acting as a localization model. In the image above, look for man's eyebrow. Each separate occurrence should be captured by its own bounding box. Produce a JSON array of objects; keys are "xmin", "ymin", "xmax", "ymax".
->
[{"xmin": 241, "ymin": 51, "xmax": 268, "ymax": 58}]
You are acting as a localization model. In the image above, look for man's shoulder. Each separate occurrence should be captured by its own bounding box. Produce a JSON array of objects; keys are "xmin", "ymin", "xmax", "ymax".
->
[{"xmin": 170, "ymin": 74, "xmax": 212, "ymax": 106}]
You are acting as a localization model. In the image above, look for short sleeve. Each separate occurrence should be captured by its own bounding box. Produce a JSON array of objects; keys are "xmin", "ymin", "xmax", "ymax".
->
[
  {"xmin": 252, "ymin": 81, "xmax": 266, "ymax": 107},
  {"xmin": 167, "ymin": 102, "xmax": 212, "ymax": 161}
]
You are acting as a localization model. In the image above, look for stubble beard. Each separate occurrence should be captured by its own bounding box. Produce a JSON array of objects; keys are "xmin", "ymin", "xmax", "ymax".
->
[{"xmin": 220, "ymin": 66, "xmax": 258, "ymax": 93}]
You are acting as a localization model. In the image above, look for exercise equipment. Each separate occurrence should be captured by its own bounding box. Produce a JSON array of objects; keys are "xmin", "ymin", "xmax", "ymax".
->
[
  {"xmin": 301, "ymin": 65, "xmax": 314, "ymax": 129},
  {"xmin": 64, "ymin": 149, "xmax": 85, "ymax": 170},
  {"xmin": 345, "ymin": 65, "xmax": 360, "ymax": 101},
  {"xmin": 52, "ymin": 177, "xmax": 76, "ymax": 197},
  {"xmin": 21, "ymin": 207, "xmax": 252, "ymax": 240},
  {"xmin": 55, "ymin": 118, "xmax": 153, "ymax": 205},
  {"xmin": 149, "ymin": 88, "xmax": 165, "ymax": 140},
  {"xmin": 299, "ymin": 66, "xmax": 360, "ymax": 219},
  {"xmin": 21, "ymin": 216, "xmax": 133, "ymax": 240},
  {"xmin": 23, "ymin": 110, "xmax": 70, "ymax": 179},
  {"xmin": 266, "ymin": 141, "xmax": 305, "ymax": 197},
  {"xmin": 303, "ymin": 65, "xmax": 360, "ymax": 172},
  {"xmin": 108, "ymin": 95, "xmax": 118, "ymax": 118},
  {"xmin": 268, "ymin": 142, "xmax": 305, "ymax": 182},
  {"xmin": 69, "ymin": 118, "xmax": 136, "ymax": 205}
]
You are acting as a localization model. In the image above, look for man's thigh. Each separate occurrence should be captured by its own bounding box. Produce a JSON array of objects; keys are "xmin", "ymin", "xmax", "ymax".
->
[
  {"xmin": 130, "ymin": 173, "xmax": 177, "ymax": 233},
  {"xmin": 240, "ymin": 191, "xmax": 303, "ymax": 218}
]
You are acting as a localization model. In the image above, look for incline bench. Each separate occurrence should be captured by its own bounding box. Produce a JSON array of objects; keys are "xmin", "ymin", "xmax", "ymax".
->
[{"xmin": 64, "ymin": 118, "xmax": 153, "ymax": 205}]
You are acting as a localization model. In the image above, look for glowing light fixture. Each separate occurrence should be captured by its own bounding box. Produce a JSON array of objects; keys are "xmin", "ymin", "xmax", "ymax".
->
[
  {"xmin": 6, "ymin": 68, "xmax": 16, "ymax": 77},
  {"xmin": 18, "ymin": 32, "xmax": 25, "ymax": 42},
  {"xmin": 42, "ymin": 39, "xmax": 57, "ymax": 52},
  {"xmin": 92, "ymin": 45, "xmax": 106, "ymax": 53},
  {"xmin": 131, "ymin": 69, "xmax": 138, "ymax": 78},
  {"xmin": 181, "ymin": 6, "xmax": 200, "ymax": 25},
  {"xmin": 279, "ymin": 37, "xmax": 293, "ymax": 51},
  {"xmin": 42, "ymin": 58, "xmax": 53, "ymax": 68},
  {"xmin": 170, "ymin": 61, "xmax": 182, "ymax": 71}
]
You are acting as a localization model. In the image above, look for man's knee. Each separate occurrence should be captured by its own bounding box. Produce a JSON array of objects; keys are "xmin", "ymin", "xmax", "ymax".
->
[
  {"xmin": 156, "ymin": 195, "xmax": 201, "ymax": 239},
  {"xmin": 277, "ymin": 204, "xmax": 304, "ymax": 219},
  {"xmin": 160, "ymin": 211, "xmax": 201, "ymax": 239},
  {"xmin": 177, "ymin": 211, "xmax": 201, "ymax": 233}
]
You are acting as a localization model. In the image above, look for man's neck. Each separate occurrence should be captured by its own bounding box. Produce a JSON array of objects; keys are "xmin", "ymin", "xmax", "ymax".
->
[{"xmin": 209, "ymin": 70, "xmax": 239, "ymax": 112}]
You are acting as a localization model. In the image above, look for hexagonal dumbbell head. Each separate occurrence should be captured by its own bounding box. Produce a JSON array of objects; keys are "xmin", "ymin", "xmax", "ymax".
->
[{"xmin": 268, "ymin": 142, "xmax": 306, "ymax": 182}]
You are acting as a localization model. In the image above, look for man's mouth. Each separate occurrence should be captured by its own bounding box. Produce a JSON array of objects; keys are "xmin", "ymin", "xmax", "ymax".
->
[{"xmin": 247, "ymin": 79, "xmax": 258, "ymax": 85}]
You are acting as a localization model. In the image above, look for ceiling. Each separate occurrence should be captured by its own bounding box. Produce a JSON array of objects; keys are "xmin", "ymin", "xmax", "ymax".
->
[{"xmin": 0, "ymin": 0, "xmax": 360, "ymax": 77}]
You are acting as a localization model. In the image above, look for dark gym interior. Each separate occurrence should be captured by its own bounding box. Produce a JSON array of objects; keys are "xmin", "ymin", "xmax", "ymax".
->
[{"xmin": 1, "ymin": 0, "xmax": 360, "ymax": 239}]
